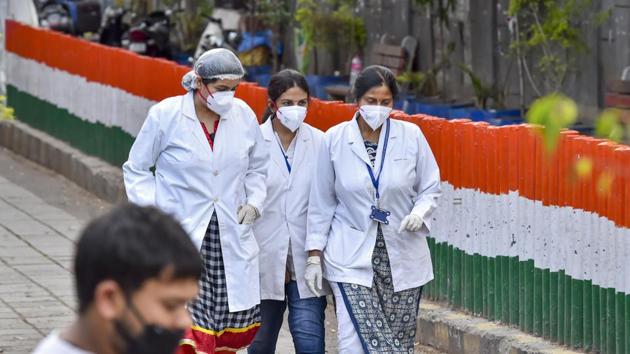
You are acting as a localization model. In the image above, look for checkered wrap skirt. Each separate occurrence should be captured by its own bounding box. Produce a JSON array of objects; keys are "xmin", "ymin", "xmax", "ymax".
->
[{"xmin": 178, "ymin": 212, "xmax": 261, "ymax": 354}]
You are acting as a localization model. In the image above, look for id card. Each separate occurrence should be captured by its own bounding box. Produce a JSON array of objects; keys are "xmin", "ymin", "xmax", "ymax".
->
[{"xmin": 370, "ymin": 205, "xmax": 391, "ymax": 224}]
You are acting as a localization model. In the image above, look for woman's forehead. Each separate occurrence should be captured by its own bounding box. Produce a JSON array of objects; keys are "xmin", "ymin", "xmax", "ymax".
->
[
  {"xmin": 278, "ymin": 86, "xmax": 308, "ymax": 100},
  {"xmin": 362, "ymin": 84, "xmax": 393, "ymax": 99}
]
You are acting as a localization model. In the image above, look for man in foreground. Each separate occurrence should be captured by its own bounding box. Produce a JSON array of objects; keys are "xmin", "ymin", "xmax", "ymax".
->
[{"xmin": 32, "ymin": 203, "xmax": 203, "ymax": 354}]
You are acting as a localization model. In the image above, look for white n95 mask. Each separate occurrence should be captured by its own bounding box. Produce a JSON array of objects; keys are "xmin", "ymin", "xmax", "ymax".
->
[
  {"xmin": 359, "ymin": 105, "xmax": 392, "ymax": 130},
  {"xmin": 205, "ymin": 91, "xmax": 235, "ymax": 115},
  {"xmin": 277, "ymin": 106, "xmax": 307, "ymax": 132}
]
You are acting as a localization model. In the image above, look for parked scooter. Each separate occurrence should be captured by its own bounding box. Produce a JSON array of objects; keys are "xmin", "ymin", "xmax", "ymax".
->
[
  {"xmin": 193, "ymin": 9, "xmax": 242, "ymax": 60},
  {"xmin": 98, "ymin": 6, "xmax": 132, "ymax": 47},
  {"xmin": 36, "ymin": 0, "xmax": 101, "ymax": 35},
  {"xmin": 122, "ymin": 9, "xmax": 178, "ymax": 59}
]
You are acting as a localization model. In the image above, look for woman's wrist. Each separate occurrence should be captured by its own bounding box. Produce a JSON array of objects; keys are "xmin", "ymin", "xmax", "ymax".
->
[{"xmin": 308, "ymin": 250, "xmax": 322, "ymax": 257}]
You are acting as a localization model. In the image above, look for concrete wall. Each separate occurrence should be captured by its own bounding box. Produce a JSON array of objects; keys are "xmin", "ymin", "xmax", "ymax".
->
[{"xmin": 339, "ymin": 0, "xmax": 628, "ymax": 124}]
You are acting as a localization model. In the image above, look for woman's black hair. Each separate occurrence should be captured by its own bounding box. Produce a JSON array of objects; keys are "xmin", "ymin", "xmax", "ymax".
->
[
  {"xmin": 262, "ymin": 69, "xmax": 310, "ymax": 122},
  {"xmin": 351, "ymin": 65, "xmax": 399, "ymax": 102}
]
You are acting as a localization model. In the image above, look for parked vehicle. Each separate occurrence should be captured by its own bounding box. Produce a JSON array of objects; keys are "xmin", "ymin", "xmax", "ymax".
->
[
  {"xmin": 36, "ymin": 0, "xmax": 101, "ymax": 35},
  {"xmin": 193, "ymin": 8, "xmax": 242, "ymax": 60},
  {"xmin": 122, "ymin": 9, "xmax": 176, "ymax": 59},
  {"xmin": 194, "ymin": 18, "xmax": 241, "ymax": 58},
  {"xmin": 98, "ymin": 5, "xmax": 132, "ymax": 47}
]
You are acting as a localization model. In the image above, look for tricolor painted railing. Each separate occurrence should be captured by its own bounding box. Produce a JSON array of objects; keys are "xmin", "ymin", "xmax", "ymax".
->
[{"xmin": 5, "ymin": 20, "xmax": 630, "ymax": 353}]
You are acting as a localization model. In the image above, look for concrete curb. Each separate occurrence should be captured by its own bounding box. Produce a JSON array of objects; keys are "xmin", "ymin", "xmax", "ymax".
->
[
  {"xmin": 417, "ymin": 301, "xmax": 582, "ymax": 354},
  {"xmin": 0, "ymin": 120, "xmax": 126, "ymax": 204},
  {"xmin": 0, "ymin": 119, "xmax": 583, "ymax": 354}
]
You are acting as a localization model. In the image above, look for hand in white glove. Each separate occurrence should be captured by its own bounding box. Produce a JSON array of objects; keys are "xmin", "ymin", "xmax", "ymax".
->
[
  {"xmin": 304, "ymin": 256, "xmax": 323, "ymax": 297},
  {"xmin": 398, "ymin": 213, "xmax": 424, "ymax": 233},
  {"xmin": 237, "ymin": 204, "xmax": 259, "ymax": 225}
]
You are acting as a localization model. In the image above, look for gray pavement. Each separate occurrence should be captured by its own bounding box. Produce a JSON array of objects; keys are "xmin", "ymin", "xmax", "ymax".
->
[
  {"xmin": 0, "ymin": 147, "xmax": 442, "ymax": 354},
  {"xmin": 0, "ymin": 147, "xmax": 108, "ymax": 354}
]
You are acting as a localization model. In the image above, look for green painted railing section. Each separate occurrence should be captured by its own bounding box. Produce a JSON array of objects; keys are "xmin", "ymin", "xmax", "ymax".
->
[
  {"xmin": 424, "ymin": 237, "xmax": 630, "ymax": 353},
  {"xmin": 7, "ymin": 85, "xmax": 133, "ymax": 167}
]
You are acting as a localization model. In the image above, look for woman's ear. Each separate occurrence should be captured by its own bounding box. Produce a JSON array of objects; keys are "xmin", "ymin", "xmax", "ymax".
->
[{"xmin": 267, "ymin": 99, "xmax": 276, "ymax": 113}]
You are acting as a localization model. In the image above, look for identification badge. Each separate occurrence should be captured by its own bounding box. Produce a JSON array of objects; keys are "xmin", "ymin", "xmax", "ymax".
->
[{"xmin": 370, "ymin": 205, "xmax": 391, "ymax": 224}]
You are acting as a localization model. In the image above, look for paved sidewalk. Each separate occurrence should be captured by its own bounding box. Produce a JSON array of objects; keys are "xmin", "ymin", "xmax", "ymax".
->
[
  {"xmin": 0, "ymin": 175, "xmax": 85, "ymax": 353},
  {"xmin": 0, "ymin": 147, "xmax": 107, "ymax": 354}
]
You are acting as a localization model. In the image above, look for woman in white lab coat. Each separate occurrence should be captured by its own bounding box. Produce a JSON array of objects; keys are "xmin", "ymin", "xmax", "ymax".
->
[
  {"xmin": 304, "ymin": 65, "xmax": 441, "ymax": 354},
  {"xmin": 248, "ymin": 69, "xmax": 328, "ymax": 354},
  {"xmin": 122, "ymin": 49, "xmax": 268, "ymax": 354}
]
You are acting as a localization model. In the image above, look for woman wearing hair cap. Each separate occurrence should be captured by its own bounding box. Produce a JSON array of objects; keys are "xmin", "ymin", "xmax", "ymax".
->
[{"xmin": 123, "ymin": 48, "xmax": 269, "ymax": 354}]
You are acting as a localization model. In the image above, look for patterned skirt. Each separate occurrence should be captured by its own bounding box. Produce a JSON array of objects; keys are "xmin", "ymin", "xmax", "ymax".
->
[
  {"xmin": 337, "ymin": 225, "xmax": 423, "ymax": 354},
  {"xmin": 178, "ymin": 213, "xmax": 261, "ymax": 354}
]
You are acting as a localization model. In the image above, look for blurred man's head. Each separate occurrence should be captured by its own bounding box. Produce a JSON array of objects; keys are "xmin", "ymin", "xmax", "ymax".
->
[{"xmin": 74, "ymin": 203, "xmax": 202, "ymax": 354}]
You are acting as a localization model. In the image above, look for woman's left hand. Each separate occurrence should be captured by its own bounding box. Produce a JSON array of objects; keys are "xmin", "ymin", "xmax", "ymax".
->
[
  {"xmin": 398, "ymin": 214, "xmax": 424, "ymax": 233},
  {"xmin": 237, "ymin": 204, "xmax": 259, "ymax": 224}
]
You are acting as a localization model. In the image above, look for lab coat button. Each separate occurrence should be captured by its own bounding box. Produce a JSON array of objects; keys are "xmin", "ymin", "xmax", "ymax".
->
[
  {"xmin": 213, "ymin": 197, "xmax": 219, "ymax": 203},
  {"xmin": 213, "ymin": 170, "xmax": 219, "ymax": 176}
]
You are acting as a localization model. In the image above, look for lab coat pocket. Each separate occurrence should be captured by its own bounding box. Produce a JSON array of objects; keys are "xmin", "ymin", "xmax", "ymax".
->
[
  {"xmin": 238, "ymin": 223, "xmax": 259, "ymax": 260},
  {"xmin": 238, "ymin": 222, "xmax": 253, "ymax": 240},
  {"xmin": 328, "ymin": 223, "xmax": 365, "ymax": 267}
]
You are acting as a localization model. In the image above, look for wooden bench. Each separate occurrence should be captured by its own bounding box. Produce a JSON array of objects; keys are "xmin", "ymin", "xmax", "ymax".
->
[
  {"xmin": 370, "ymin": 43, "xmax": 406, "ymax": 75},
  {"xmin": 325, "ymin": 36, "xmax": 417, "ymax": 101}
]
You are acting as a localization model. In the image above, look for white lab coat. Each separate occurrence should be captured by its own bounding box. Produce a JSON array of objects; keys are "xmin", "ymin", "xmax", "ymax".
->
[
  {"xmin": 123, "ymin": 92, "xmax": 269, "ymax": 312},
  {"xmin": 253, "ymin": 118, "xmax": 329, "ymax": 300},
  {"xmin": 305, "ymin": 114, "xmax": 441, "ymax": 291}
]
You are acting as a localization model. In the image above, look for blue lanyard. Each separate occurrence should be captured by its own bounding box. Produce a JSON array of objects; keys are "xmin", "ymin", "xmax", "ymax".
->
[
  {"xmin": 365, "ymin": 119, "xmax": 390, "ymax": 200},
  {"xmin": 275, "ymin": 135, "xmax": 292, "ymax": 173}
]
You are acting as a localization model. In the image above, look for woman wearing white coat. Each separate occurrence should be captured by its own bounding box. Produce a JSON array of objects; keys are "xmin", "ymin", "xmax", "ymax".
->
[
  {"xmin": 305, "ymin": 65, "xmax": 441, "ymax": 354},
  {"xmin": 122, "ymin": 49, "xmax": 268, "ymax": 354},
  {"xmin": 248, "ymin": 70, "xmax": 328, "ymax": 354}
]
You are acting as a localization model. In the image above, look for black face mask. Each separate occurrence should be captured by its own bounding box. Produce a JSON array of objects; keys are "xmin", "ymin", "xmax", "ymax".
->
[{"xmin": 114, "ymin": 301, "xmax": 184, "ymax": 354}]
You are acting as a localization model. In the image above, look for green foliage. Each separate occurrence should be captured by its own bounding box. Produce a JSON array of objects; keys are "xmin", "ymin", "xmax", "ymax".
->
[
  {"xmin": 254, "ymin": 0, "xmax": 292, "ymax": 27},
  {"xmin": 295, "ymin": 0, "xmax": 366, "ymax": 73},
  {"xmin": 526, "ymin": 93, "xmax": 577, "ymax": 152},
  {"xmin": 595, "ymin": 109, "xmax": 626, "ymax": 143},
  {"xmin": 172, "ymin": 3, "xmax": 213, "ymax": 54},
  {"xmin": 0, "ymin": 96, "xmax": 15, "ymax": 121},
  {"xmin": 508, "ymin": 0, "xmax": 610, "ymax": 94},
  {"xmin": 458, "ymin": 65, "xmax": 505, "ymax": 109},
  {"xmin": 396, "ymin": 71, "xmax": 436, "ymax": 97}
]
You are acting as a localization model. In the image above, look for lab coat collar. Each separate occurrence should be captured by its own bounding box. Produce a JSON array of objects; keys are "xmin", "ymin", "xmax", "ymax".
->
[
  {"xmin": 348, "ymin": 112, "xmax": 398, "ymax": 170},
  {"xmin": 261, "ymin": 117, "xmax": 311, "ymax": 179}
]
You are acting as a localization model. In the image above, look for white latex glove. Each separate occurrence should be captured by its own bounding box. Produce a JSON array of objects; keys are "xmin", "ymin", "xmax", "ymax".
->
[
  {"xmin": 398, "ymin": 213, "xmax": 424, "ymax": 233},
  {"xmin": 304, "ymin": 256, "xmax": 323, "ymax": 296},
  {"xmin": 237, "ymin": 204, "xmax": 259, "ymax": 225}
]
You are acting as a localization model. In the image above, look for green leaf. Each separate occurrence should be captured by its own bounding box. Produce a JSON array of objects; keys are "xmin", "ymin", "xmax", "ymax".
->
[
  {"xmin": 595, "ymin": 109, "xmax": 624, "ymax": 142},
  {"xmin": 574, "ymin": 157, "xmax": 593, "ymax": 179},
  {"xmin": 526, "ymin": 94, "xmax": 578, "ymax": 152}
]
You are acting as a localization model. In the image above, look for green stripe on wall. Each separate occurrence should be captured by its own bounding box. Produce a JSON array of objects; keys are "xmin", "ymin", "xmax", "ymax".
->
[
  {"xmin": 424, "ymin": 237, "xmax": 629, "ymax": 354},
  {"xmin": 7, "ymin": 85, "xmax": 134, "ymax": 166}
]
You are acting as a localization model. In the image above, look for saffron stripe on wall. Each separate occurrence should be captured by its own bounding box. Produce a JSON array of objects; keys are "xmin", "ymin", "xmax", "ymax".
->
[{"xmin": 5, "ymin": 20, "xmax": 189, "ymax": 102}]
